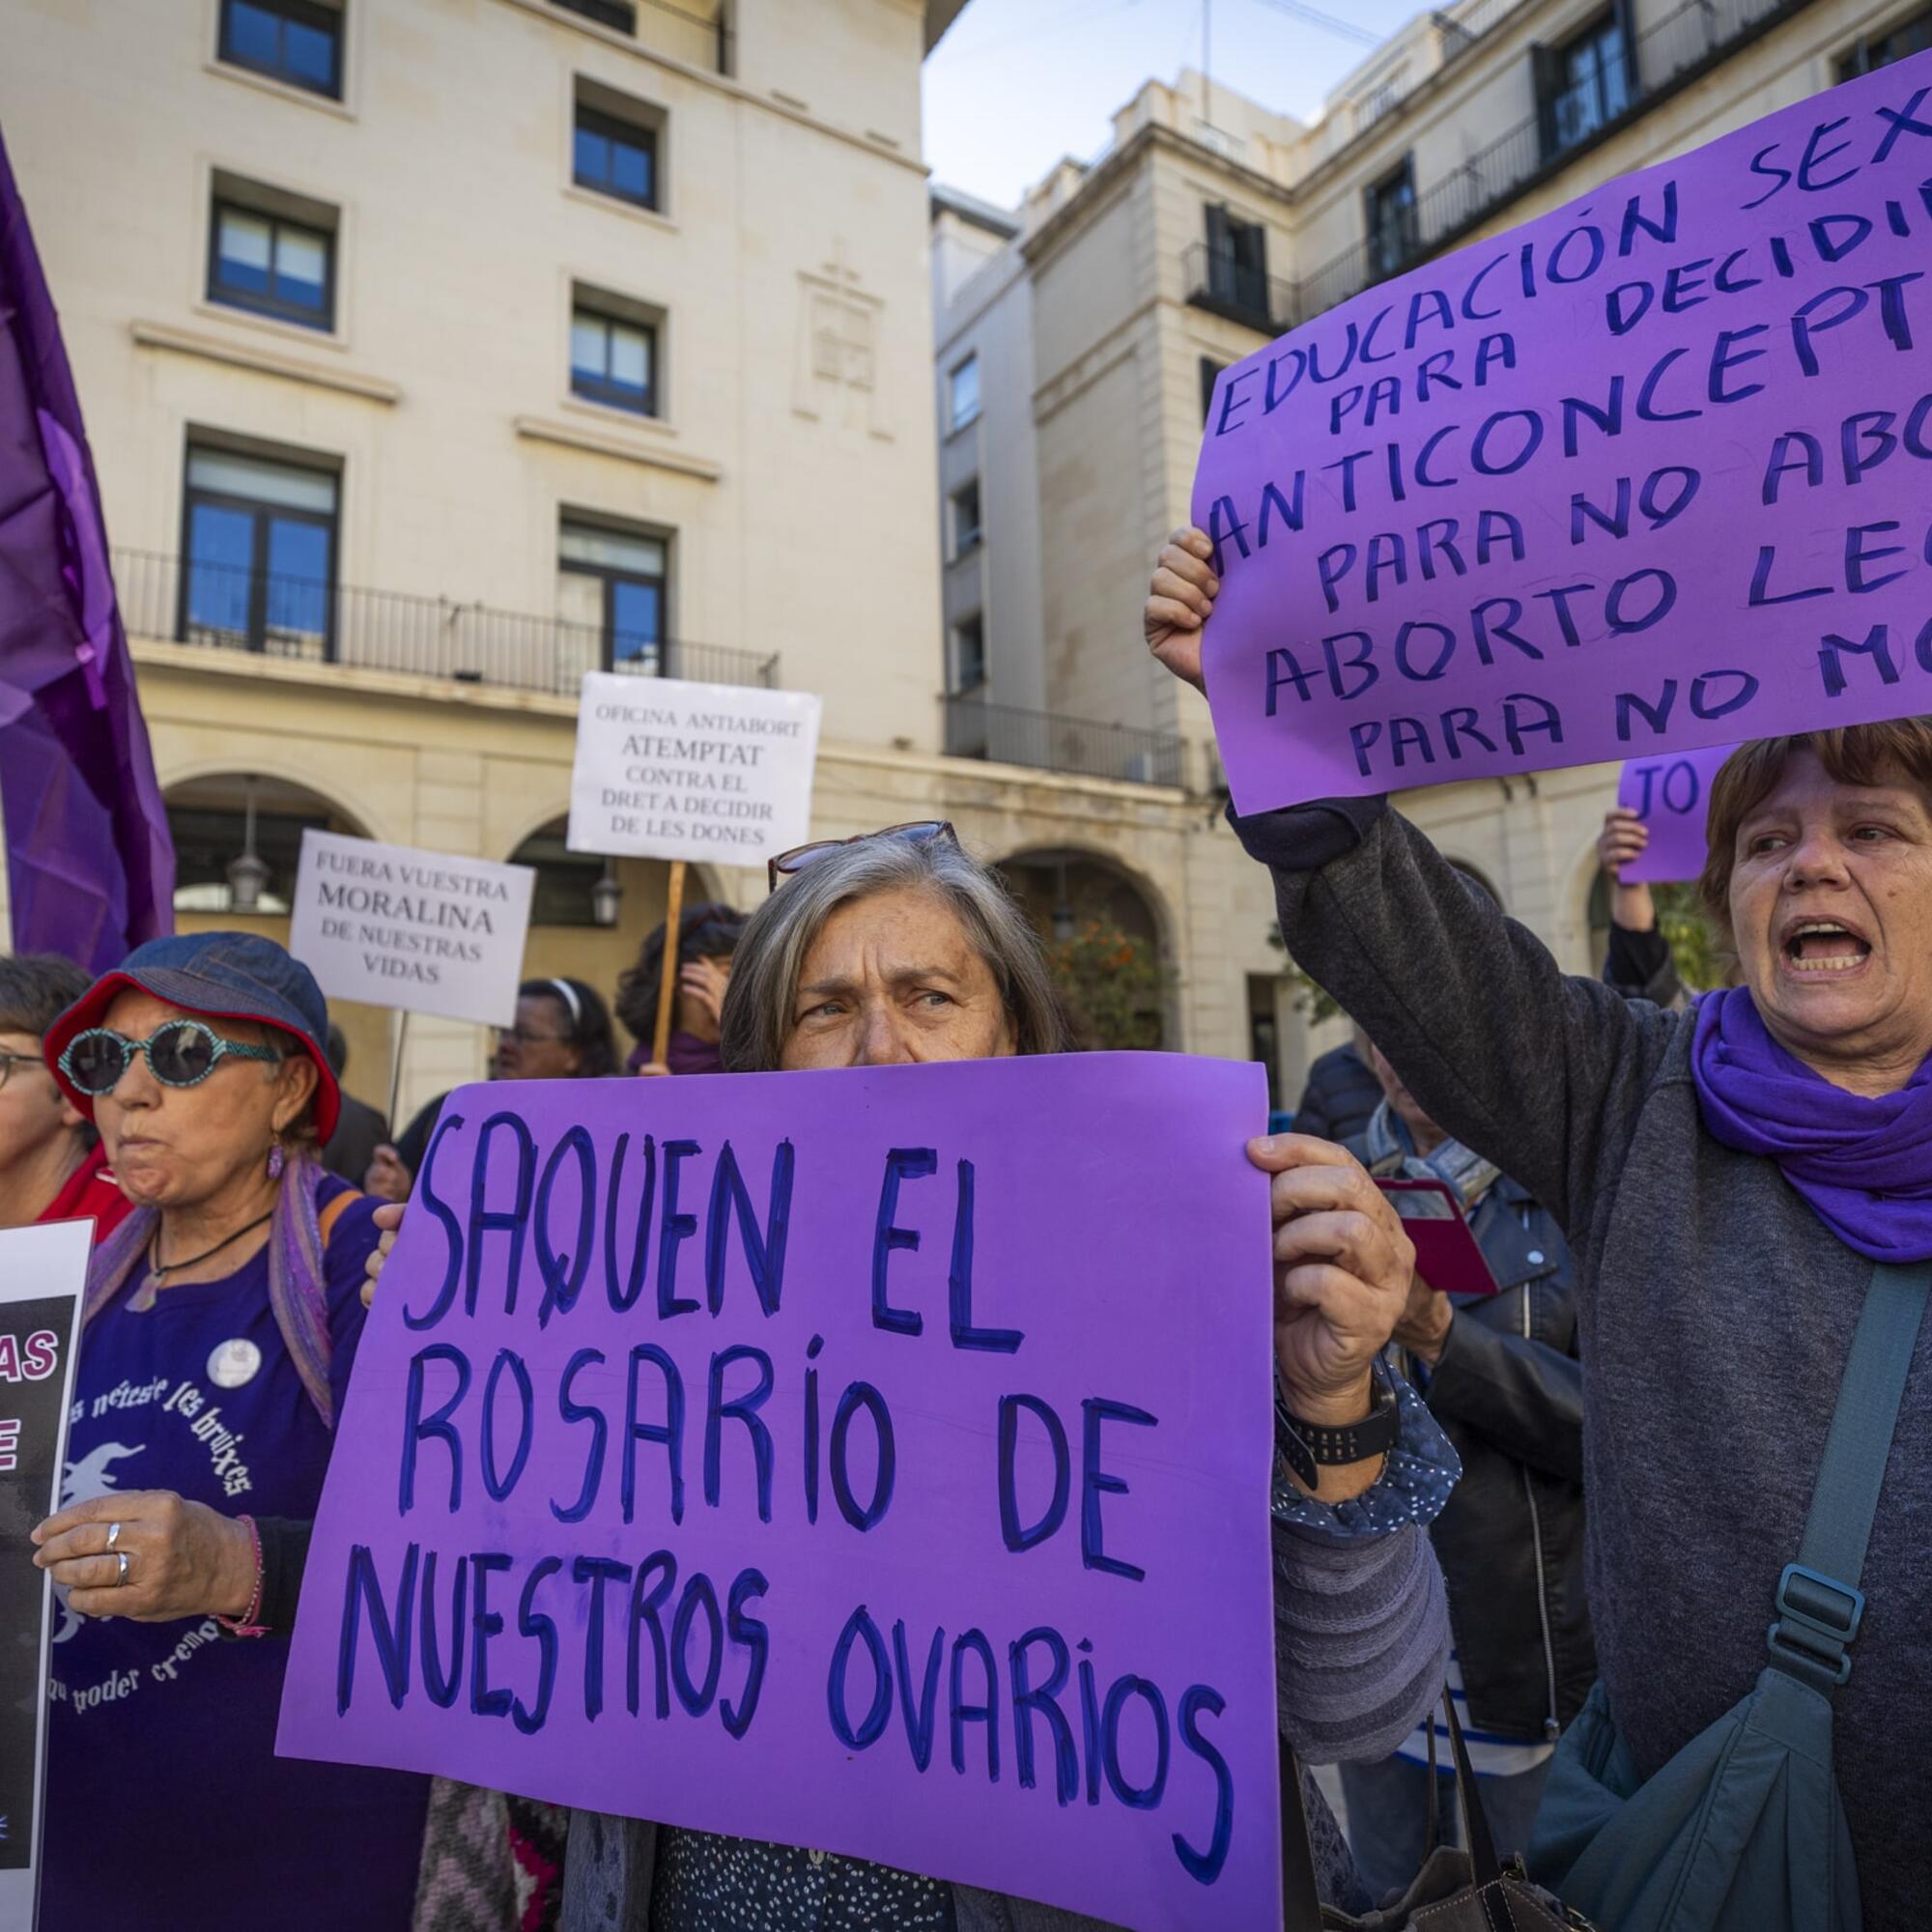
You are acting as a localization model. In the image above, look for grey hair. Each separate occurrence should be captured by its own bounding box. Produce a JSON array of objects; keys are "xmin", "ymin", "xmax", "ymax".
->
[{"xmin": 720, "ymin": 836, "xmax": 1069, "ymax": 1071}]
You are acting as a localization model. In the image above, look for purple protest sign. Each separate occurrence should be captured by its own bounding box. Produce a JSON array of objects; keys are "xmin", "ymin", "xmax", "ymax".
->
[
  {"xmin": 1191, "ymin": 52, "xmax": 1932, "ymax": 815},
  {"xmin": 277, "ymin": 1054, "xmax": 1278, "ymax": 1931},
  {"xmin": 1615, "ymin": 743, "xmax": 1738, "ymax": 883}
]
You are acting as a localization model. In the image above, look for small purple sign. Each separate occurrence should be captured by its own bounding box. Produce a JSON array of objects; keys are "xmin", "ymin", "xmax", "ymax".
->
[
  {"xmin": 1191, "ymin": 52, "xmax": 1932, "ymax": 813},
  {"xmin": 1616, "ymin": 743, "xmax": 1738, "ymax": 882},
  {"xmin": 276, "ymin": 1055, "xmax": 1278, "ymax": 1932}
]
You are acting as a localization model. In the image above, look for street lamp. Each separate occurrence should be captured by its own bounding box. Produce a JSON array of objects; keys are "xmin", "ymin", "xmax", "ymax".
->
[
  {"xmin": 226, "ymin": 778, "xmax": 270, "ymax": 914},
  {"xmin": 591, "ymin": 861, "xmax": 623, "ymax": 928}
]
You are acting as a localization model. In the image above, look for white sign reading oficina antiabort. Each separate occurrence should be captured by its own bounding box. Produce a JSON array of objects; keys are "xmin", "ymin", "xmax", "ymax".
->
[
  {"xmin": 565, "ymin": 672, "xmax": 822, "ymax": 866},
  {"xmin": 286, "ymin": 832, "xmax": 536, "ymax": 1028}
]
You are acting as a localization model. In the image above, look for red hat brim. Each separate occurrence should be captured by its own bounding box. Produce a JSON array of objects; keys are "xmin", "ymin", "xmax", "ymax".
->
[{"xmin": 43, "ymin": 972, "xmax": 343, "ymax": 1145}]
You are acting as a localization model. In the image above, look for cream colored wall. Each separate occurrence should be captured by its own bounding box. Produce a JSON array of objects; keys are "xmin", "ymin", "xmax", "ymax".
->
[
  {"xmin": 2, "ymin": 0, "xmax": 945, "ymax": 753},
  {"xmin": 932, "ymin": 216, "xmax": 1047, "ymax": 714},
  {"xmin": 736, "ymin": 0, "xmax": 925, "ymax": 155}
]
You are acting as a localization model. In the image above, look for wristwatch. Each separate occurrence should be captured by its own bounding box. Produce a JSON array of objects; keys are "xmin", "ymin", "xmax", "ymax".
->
[{"xmin": 1276, "ymin": 1356, "xmax": 1401, "ymax": 1490}]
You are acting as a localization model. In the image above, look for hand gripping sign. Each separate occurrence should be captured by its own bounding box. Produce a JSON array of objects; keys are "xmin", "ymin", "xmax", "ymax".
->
[
  {"xmin": 1192, "ymin": 51, "xmax": 1932, "ymax": 814},
  {"xmin": 276, "ymin": 1055, "xmax": 1280, "ymax": 1932},
  {"xmin": 0, "ymin": 1222, "xmax": 89, "ymax": 1932}
]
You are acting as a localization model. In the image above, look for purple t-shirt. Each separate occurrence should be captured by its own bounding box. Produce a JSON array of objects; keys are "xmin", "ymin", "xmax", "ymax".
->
[{"xmin": 39, "ymin": 1180, "xmax": 428, "ymax": 1930}]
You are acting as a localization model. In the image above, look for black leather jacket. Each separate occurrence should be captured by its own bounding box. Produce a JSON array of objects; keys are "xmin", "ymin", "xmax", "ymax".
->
[{"xmin": 1355, "ymin": 1152, "xmax": 1596, "ymax": 1742}]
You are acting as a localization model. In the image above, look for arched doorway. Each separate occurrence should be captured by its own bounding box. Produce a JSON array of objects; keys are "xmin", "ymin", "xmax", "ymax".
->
[
  {"xmin": 997, "ymin": 848, "xmax": 1173, "ymax": 1049},
  {"xmin": 163, "ymin": 774, "xmax": 394, "ymax": 1126}
]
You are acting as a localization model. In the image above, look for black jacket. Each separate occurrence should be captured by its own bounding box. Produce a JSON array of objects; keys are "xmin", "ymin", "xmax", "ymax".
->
[
  {"xmin": 1603, "ymin": 920, "xmax": 1684, "ymax": 1008},
  {"xmin": 1355, "ymin": 1152, "xmax": 1595, "ymax": 1741}
]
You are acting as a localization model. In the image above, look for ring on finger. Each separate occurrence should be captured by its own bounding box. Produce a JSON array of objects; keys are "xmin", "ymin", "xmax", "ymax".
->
[
  {"xmin": 114, "ymin": 1550, "xmax": 129, "ymax": 1587},
  {"xmin": 106, "ymin": 1520, "xmax": 122, "ymax": 1552}
]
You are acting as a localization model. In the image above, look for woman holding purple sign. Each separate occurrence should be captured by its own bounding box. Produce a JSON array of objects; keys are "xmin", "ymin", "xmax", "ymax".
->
[
  {"xmin": 343, "ymin": 820, "xmax": 1460, "ymax": 1921},
  {"xmin": 538, "ymin": 821, "xmax": 1462, "ymax": 1927},
  {"xmin": 1150, "ymin": 526, "xmax": 1932, "ymax": 1925},
  {"xmin": 26, "ymin": 931, "xmax": 428, "ymax": 1930}
]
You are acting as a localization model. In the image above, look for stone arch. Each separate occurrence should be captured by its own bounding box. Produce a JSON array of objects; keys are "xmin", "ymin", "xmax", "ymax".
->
[
  {"xmin": 161, "ymin": 770, "xmax": 376, "ymax": 918},
  {"xmin": 502, "ymin": 816, "xmax": 739, "ymax": 1059},
  {"xmin": 1567, "ymin": 834, "xmax": 1614, "ymax": 980},
  {"xmin": 995, "ymin": 844, "xmax": 1179, "ymax": 1048},
  {"xmin": 160, "ymin": 770, "xmax": 388, "ymax": 1103}
]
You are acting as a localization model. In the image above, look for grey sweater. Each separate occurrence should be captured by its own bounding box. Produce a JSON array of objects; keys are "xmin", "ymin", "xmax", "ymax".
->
[
  {"xmin": 561, "ymin": 1498, "xmax": 1451, "ymax": 1929},
  {"xmin": 1236, "ymin": 796, "xmax": 1932, "ymax": 1929}
]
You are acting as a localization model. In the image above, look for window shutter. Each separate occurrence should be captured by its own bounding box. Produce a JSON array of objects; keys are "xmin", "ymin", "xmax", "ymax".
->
[{"xmin": 1531, "ymin": 42, "xmax": 1563, "ymax": 161}]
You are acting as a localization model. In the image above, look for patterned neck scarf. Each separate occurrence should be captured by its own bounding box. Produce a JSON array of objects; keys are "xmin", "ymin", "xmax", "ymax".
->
[
  {"xmin": 1363, "ymin": 1099, "xmax": 1501, "ymax": 1211},
  {"xmin": 85, "ymin": 1148, "xmax": 336, "ymax": 1427}
]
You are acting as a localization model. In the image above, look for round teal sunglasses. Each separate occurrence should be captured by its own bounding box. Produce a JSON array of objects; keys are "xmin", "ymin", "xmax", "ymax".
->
[{"xmin": 60, "ymin": 1019, "xmax": 282, "ymax": 1095}]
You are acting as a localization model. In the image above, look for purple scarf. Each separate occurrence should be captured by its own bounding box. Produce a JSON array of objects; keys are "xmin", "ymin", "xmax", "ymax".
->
[{"xmin": 1690, "ymin": 988, "xmax": 1932, "ymax": 1263}]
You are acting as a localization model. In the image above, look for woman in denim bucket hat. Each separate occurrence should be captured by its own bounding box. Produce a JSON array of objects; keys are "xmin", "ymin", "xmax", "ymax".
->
[{"xmin": 28, "ymin": 931, "xmax": 429, "ymax": 1931}]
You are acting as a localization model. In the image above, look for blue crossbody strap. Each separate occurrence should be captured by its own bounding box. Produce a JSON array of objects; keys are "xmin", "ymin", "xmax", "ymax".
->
[{"xmin": 1767, "ymin": 1260, "xmax": 1932, "ymax": 1691}]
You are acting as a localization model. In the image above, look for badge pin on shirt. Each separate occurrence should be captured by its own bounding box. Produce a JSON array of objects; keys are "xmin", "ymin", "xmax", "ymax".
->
[{"xmin": 208, "ymin": 1339, "xmax": 263, "ymax": 1389}]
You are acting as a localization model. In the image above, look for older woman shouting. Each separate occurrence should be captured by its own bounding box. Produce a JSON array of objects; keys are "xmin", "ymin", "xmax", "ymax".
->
[
  {"xmin": 1148, "ymin": 528, "xmax": 1932, "ymax": 1928},
  {"xmin": 537, "ymin": 821, "xmax": 1460, "ymax": 1928},
  {"xmin": 28, "ymin": 932, "xmax": 428, "ymax": 1930}
]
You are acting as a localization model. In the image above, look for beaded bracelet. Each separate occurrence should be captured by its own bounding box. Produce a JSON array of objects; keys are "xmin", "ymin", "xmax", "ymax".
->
[{"xmin": 214, "ymin": 1513, "xmax": 270, "ymax": 1638}]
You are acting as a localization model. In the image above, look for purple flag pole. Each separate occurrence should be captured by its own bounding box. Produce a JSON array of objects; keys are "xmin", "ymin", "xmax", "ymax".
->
[{"xmin": 0, "ymin": 126, "xmax": 172, "ymax": 972}]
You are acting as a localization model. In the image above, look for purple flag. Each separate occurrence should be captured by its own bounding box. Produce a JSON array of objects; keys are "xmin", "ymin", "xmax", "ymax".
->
[{"xmin": 0, "ymin": 128, "xmax": 172, "ymax": 971}]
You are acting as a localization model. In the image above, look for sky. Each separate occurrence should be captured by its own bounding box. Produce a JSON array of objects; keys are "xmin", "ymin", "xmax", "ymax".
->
[{"xmin": 923, "ymin": 0, "xmax": 1432, "ymax": 212}]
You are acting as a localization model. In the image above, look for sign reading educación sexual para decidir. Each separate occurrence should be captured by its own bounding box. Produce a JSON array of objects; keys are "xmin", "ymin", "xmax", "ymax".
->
[
  {"xmin": 566, "ymin": 672, "xmax": 823, "ymax": 867},
  {"xmin": 1193, "ymin": 49, "xmax": 1932, "ymax": 812},
  {"xmin": 288, "ymin": 832, "xmax": 536, "ymax": 1029}
]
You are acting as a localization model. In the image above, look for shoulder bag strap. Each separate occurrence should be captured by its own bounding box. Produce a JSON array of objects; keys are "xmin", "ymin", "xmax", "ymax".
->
[{"xmin": 1767, "ymin": 1259, "xmax": 1932, "ymax": 1690}]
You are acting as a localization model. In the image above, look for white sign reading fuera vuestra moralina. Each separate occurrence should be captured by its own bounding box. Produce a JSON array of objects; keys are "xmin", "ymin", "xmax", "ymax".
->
[
  {"xmin": 566, "ymin": 672, "xmax": 823, "ymax": 867},
  {"xmin": 287, "ymin": 832, "xmax": 536, "ymax": 1028}
]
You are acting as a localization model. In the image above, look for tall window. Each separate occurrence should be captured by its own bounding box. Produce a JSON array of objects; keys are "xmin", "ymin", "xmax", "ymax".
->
[
  {"xmin": 558, "ymin": 520, "xmax": 667, "ymax": 675},
  {"xmin": 1205, "ymin": 206, "xmax": 1269, "ymax": 326},
  {"xmin": 574, "ymin": 100, "xmax": 659, "ymax": 210},
  {"xmin": 1538, "ymin": 8, "xmax": 1631, "ymax": 155},
  {"xmin": 950, "ymin": 479, "xmax": 982, "ymax": 557},
  {"xmin": 951, "ymin": 613, "xmax": 986, "ymax": 693},
  {"xmin": 948, "ymin": 355, "xmax": 980, "ymax": 433},
  {"xmin": 1365, "ymin": 160, "xmax": 1418, "ymax": 280},
  {"xmin": 570, "ymin": 298, "xmax": 657, "ymax": 415},
  {"xmin": 181, "ymin": 445, "xmax": 338, "ymax": 659},
  {"xmin": 552, "ymin": 0, "xmax": 637, "ymax": 29},
  {"xmin": 209, "ymin": 195, "xmax": 334, "ymax": 329},
  {"xmin": 1838, "ymin": 5, "xmax": 1932, "ymax": 77},
  {"xmin": 218, "ymin": 0, "xmax": 343, "ymax": 98}
]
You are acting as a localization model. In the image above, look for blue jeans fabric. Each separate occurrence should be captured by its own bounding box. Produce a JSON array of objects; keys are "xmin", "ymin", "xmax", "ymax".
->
[{"xmin": 1338, "ymin": 1752, "xmax": 1552, "ymax": 1908}]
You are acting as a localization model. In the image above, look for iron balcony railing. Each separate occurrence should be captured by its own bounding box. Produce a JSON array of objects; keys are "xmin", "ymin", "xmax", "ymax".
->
[
  {"xmin": 1189, "ymin": 0, "xmax": 1819, "ymax": 337},
  {"xmin": 112, "ymin": 548, "xmax": 780, "ymax": 696},
  {"xmin": 1182, "ymin": 241, "xmax": 1298, "ymax": 335},
  {"xmin": 942, "ymin": 693, "xmax": 1187, "ymax": 788}
]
